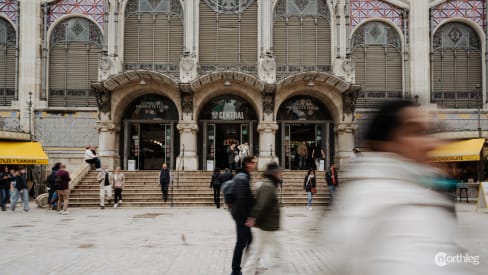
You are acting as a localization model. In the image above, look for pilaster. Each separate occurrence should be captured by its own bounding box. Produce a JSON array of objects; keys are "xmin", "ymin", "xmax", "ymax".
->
[
  {"xmin": 257, "ymin": 122, "xmax": 279, "ymax": 169},
  {"xmin": 176, "ymin": 121, "xmax": 199, "ymax": 170},
  {"xmin": 409, "ymin": 0, "xmax": 430, "ymax": 105},
  {"xmin": 334, "ymin": 122, "xmax": 357, "ymax": 169},
  {"xmin": 18, "ymin": 0, "xmax": 42, "ymax": 135},
  {"xmin": 95, "ymin": 120, "xmax": 120, "ymax": 169}
]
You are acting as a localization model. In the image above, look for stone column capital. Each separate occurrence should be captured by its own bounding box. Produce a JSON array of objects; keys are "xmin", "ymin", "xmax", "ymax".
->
[
  {"xmin": 95, "ymin": 121, "xmax": 119, "ymax": 133},
  {"xmin": 257, "ymin": 122, "xmax": 279, "ymax": 134},
  {"xmin": 335, "ymin": 122, "xmax": 357, "ymax": 135},
  {"xmin": 177, "ymin": 121, "xmax": 199, "ymax": 134}
]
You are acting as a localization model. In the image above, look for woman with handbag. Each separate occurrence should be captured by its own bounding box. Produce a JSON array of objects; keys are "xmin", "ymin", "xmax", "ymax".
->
[
  {"xmin": 113, "ymin": 167, "xmax": 125, "ymax": 208},
  {"xmin": 303, "ymin": 169, "xmax": 316, "ymax": 210}
]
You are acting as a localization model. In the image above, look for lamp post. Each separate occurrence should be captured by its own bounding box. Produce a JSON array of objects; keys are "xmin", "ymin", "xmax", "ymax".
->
[{"xmin": 27, "ymin": 92, "xmax": 33, "ymax": 141}]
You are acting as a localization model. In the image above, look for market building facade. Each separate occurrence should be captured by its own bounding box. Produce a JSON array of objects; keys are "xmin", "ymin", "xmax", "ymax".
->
[{"xmin": 0, "ymin": 0, "xmax": 487, "ymax": 171}]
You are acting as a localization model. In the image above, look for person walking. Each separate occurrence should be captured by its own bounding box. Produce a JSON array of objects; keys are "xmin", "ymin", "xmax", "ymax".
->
[
  {"xmin": 230, "ymin": 156, "xmax": 257, "ymax": 275},
  {"xmin": 303, "ymin": 168, "xmax": 316, "ymax": 210},
  {"xmin": 47, "ymin": 162, "xmax": 61, "ymax": 208},
  {"xmin": 326, "ymin": 163, "xmax": 338, "ymax": 200},
  {"xmin": 97, "ymin": 167, "xmax": 113, "ymax": 209},
  {"xmin": 159, "ymin": 163, "xmax": 171, "ymax": 202},
  {"xmin": 54, "ymin": 164, "xmax": 71, "ymax": 214},
  {"xmin": 113, "ymin": 167, "xmax": 125, "ymax": 208},
  {"xmin": 0, "ymin": 166, "xmax": 13, "ymax": 211},
  {"xmin": 242, "ymin": 162, "xmax": 283, "ymax": 275},
  {"xmin": 210, "ymin": 168, "xmax": 222, "ymax": 208},
  {"xmin": 322, "ymin": 100, "xmax": 471, "ymax": 275},
  {"xmin": 10, "ymin": 168, "xmax": 30, "ymax": 212}
]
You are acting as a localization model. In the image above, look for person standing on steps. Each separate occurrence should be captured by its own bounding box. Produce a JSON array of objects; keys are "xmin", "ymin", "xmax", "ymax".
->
[
  {"xmin": 303, "ymin": 168, "xmax": 316, "ymax": 210},
  {"xmin": 210, "ymin": 168, "xmax": 222, "ymax": 208},
  {"xmin": 230, "ymin": 156, "xmax": 257, "ymax": 275},
  {"xmin": 159, "ymin": 163, "xmax": 171, "ymax": 202},
  {"xmin": 113, "ymin": 167, "xmax": 125, "ymax": 208},
  {"xmin": 97, "ymin": 167, "xmax": 113, "ymax": 209}
]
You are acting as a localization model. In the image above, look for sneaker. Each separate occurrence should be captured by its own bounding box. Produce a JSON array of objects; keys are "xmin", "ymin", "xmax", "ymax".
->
[
  {"xmin": 118, "ymin": 200, "xmax": 122, "ymax": 204},
  {"xmin": 100, "ymin": 206, "xmax": 104, "ymax": 210},
  {"xmin": 113, "ymin": 203, "xmax": 118, "ymax": 208},
  {"xmin": 61, "ymin": 211, "xmax": 69, "ymax": 215},
  {"xmin": 308, "ymin": 206, "xmax": 312, "ymax": 211}
]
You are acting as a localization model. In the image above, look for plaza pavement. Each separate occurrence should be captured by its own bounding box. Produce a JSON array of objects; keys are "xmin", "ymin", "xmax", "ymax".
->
[{"xmin": 0, "ymin": 203, "xmax": 486, "ymax": 275}]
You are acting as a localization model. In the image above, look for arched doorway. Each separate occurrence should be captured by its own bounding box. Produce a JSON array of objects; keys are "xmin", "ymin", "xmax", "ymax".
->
[
  {"xmin": 276, "ymin": 96, "xmax": 334, "ymax": 170},
  {"xmin": 198, "ymin": 95, "xmax": 258, "ymax": 170},
  {"xmin": 120, "ymin": 94, "xmax": 179, "ymax": 170}
]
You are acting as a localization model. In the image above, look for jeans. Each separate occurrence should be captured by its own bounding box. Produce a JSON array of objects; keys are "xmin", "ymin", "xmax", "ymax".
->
[
  {"xmin": 307, "ymin": 191, "xmax": 313, "ymax": 207},
  {"xmin": 212, "ymin": 184, "xmax": 221, "ymax": 208},
  {"xmin": 328, "ymin": 185, "xmax": 336, "ymax": 200},
  {"xmin": 85, "ymin": 158, "xmax": 101, "ymax": 169},
  {"xmin": 232, "ymin": 222, "xmax": 253, "ymax": 274},
  {"xmin": 114, "ymin": 188, "xmax": 123, "ymax": 203},
  {"xmin": 242, "ymin": 228, "xmax": 281, "ymax": 275},
  {"xmin": 100, "ymin": 185, "xmax": 112, "ymax": 206},
  {"xmin": 160, "ymin": 183, "xmax": 169, "ymax": 202},
  {"xmin": 10, "ymin": 188, "xmax": 29, "ymax": 211}
]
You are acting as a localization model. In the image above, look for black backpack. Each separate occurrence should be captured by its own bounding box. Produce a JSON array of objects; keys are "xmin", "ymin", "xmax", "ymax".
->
[{"xmin": 53, "ymin": 174, "xmax": 63, "ymax": 190}]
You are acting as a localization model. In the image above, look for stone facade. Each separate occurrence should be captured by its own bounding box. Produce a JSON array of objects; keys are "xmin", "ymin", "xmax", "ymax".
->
[{"xmin": 0, "ymin": 0, "xmax": 487, "ymax": 171}]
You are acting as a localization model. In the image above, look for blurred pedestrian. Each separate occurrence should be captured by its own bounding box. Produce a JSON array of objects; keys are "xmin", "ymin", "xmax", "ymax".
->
[
  {"xmin": 210, "ymin": 168, "xmax": 222, "ymax": 208},
  {"xmin": 47, "ymin": 162, "xmax": 61, "ymax": 208},
  {"xmin": 159, "ymin": 163, "xmax": 171, "ymax": 202},
  {"xmin": 113, "ymin": 167, "xmax": 125, "ymax": 208},
  {"xmin": 322, "ymin": 100, "xmax": 470, "ymax": 275},
  {"xmin": 10, "ymin": 168, "xmax": 29, "ymax": 212},
  {"xmin": 0, "ymin": 166, "xmax": 13, "ymax": 211},
  {"xmin": 230, "ymin": 156, "xmax": 257, "ymax": 275},
  {"xmin": 54, "ymin": 164, "xmax": 71, "ymax": 214},
  {"xmin": 98, "ymin": 167, "xmax": 113, "ymax": 209},
  {"xmin": 303, "ymin": 168, "xmax": 316, "ymax": 210},
  {"xmin": 242, "ymin": 162, "xmax": 282, "ymax": 275},
  {"xmin": 325, "ymin": 163, "xmax": 338, "ymax": 200}
]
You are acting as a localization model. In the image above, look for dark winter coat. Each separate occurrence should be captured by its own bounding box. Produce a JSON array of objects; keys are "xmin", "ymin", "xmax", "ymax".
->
[
  {"xmin": 210, "ymin": 172, "xmax": 222, "ymax": 188},
  {"xmin": 159, "ymin": 168, "xmax": 170, "ymax": 185},
  {"xmin": 230, "ymin": 170, "xmax": 255, "ymax": 223},
  {"xmin": 303, "ymin": 175, "xmax": 316, "ymax": 192},
  {"xmin": 251, "ymin": 176, "xmax": 280, "ymax": 231},
  {"xmin": 326, "ymin": 168, "xmax": 339, "ymax": 186}
]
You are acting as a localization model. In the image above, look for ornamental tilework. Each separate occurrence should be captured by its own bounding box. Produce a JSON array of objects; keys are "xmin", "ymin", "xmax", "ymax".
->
[
  {"xmin": 431, "ymin": 0, "xmax": 486, "ymax": 31},
  {"xmin": 350, "ymin": 0, "xmax": 404, "ymax": 31},
  {"xmin": 0, "ymin": 0, "xmax": 18, "ymax": 24},
  {"xmin": 48, "ymin": 0, "xmax": 104, "ymax": 29}
]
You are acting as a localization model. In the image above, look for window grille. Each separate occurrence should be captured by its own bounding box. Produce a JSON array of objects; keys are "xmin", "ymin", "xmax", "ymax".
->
[{"xmin": 0, "ymin": 18, "xmax": 16, "ymax": 106}]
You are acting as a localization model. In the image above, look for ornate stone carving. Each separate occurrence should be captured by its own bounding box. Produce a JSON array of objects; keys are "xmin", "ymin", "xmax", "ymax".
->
[
  {"xmin": 203, "ymin": 0, "xmax": 255, "ymax": 14},
  {"xmin": 93, "ymin": 85, "xmax": 111, "ymax": 120},
  {"xmin": 176, "ymin": 122, "xmax": 199, "ymax": 134},
  {"xmin": 335, "ymin": 123, "xmax": 357, "ymax": 135},
  {"xmin": 179, "ymin": 84, "xmax": 193, "ymax": 115},
  {"xmin": 342, "ymin": 85, "xmax": 361, "ymax": 121},
  {"xmin": 262, "ymin": 84, "xmax": 276, "ymax": 115}
]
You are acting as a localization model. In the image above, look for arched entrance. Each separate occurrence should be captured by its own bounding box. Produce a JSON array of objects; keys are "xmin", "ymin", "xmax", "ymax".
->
[
  {"xmin": 120, "ymin": 94, "xmax": 179, "ymax": 170},
  {"xmin": 276, "ymin": 96, "xmax": 334, "ymax": 170},
  {"xmin": 198, "ymin": 95, "xmax": 258, "ymax": 170}
]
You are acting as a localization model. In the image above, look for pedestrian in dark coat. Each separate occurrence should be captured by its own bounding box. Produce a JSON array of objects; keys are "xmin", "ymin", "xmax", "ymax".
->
[
  {"xmin": 210, "ymin": 168, "xmax": 222, "ymax": 208},
  {"xmin": 159, "ymin": 163, "xmax": 171, "ymax": 202}
]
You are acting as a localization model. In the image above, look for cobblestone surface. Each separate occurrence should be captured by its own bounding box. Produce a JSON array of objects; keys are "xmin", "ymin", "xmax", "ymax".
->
[{"xmin": 0, "ymin": 203, "xmax": 486, "ymax": 275}]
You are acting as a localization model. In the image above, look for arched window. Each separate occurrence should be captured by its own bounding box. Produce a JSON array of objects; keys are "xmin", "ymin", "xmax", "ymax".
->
[
  {"xmin": 273, "ymin": 0, "xmax": 331, "ymax": 80},
  {"xmin": 199, "ymin": 0, "xmax": 258, "ymax": 74},
  {"xmin": 0, "ymin": 18, "xmax": 16, "ymax": 106},
  {"xmin": 124, "ymin": 0, "xmax": 183, "ymax": 77},
  {"xmin": 431, "ymin": 22, "xmax": 482, "ymax": 108},
  {"xmin": 351, "ymin": 21, "xmax": 403, "ymax": 109},
  {"xmin": 49, "ymin": 18, "xmax": 103, "ymax": 107}
]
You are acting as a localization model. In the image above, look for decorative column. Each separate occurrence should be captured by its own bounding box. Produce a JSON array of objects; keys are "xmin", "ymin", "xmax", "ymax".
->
[
  {"xmin": 180, "ymin": 0, "xmax": 198, "ymax": 82},
  {"xmin": 334, "ymin": 122, "xmax": 357, "ymax": 169},
  {"xmin": 257, "ymin": 122, "xmax": 279, "ymax": 170},
  {"xmin": 257, "ymin": 0, "xmax": 275, "ymax": 83},
  {"xmin": 95, "ymin": 120, "xmax": 120, "ymax": 169},
  {"xmin": 409, "ymin": 0, "xmax": 430, "ymax": 105},
  {"xmin": 18, "ymin": 0, "xmax": 42, "ymax": 133},
  {"xmin": 176, "ymin": 121, "xmax": 199, "ymax": 170}
]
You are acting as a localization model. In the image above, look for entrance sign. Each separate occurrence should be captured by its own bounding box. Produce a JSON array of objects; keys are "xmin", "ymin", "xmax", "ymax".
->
[
  {"xmin": 207, "ymin": 160, "xmax": 214, "ymax": 171},
  {"xmin": 477, "ymin": 182, "xmax": 488, "ymax": 211}
]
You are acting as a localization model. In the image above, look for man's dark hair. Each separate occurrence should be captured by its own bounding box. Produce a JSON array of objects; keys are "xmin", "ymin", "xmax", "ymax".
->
[
  {"xmin": 241, "ymin": 156, "xmax": 256, "ymax": 167},
  {"xmin": 364, "ymin": 100, "xmax": 417, "ymax": 143}
]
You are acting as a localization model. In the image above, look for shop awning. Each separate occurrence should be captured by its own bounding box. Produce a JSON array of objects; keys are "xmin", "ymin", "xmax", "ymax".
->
[
  {"xmin": 430, "ymin": 138, "xmax": 485, "ymax": 162},
  {"xmin": 0, "ymin": 141, "xmax": 49, "ymax": 165}
]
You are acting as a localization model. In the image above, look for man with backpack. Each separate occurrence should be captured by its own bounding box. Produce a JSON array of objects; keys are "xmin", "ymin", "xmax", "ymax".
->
[
  {"xmin": 47, "ymin": 163, "xmax": 61, "ymax": 208},
  {"xmin": 55, "ymin": 164, "xmax": 71, "ymax": 214},
  {"xmin": 229, "ymin": 156, "xmax": 257, "ymax": 275}
]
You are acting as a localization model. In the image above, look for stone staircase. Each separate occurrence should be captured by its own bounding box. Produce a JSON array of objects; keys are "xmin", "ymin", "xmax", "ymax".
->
[{"xmin": 69, "ymin": 170, "xmax": 330, "ymax": 208}]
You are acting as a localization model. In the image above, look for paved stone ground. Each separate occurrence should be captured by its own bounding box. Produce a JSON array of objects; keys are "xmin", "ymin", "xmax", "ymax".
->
[{"xmin": 0, "ymin": 203, "xmax": 486, "ymax": 275}]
